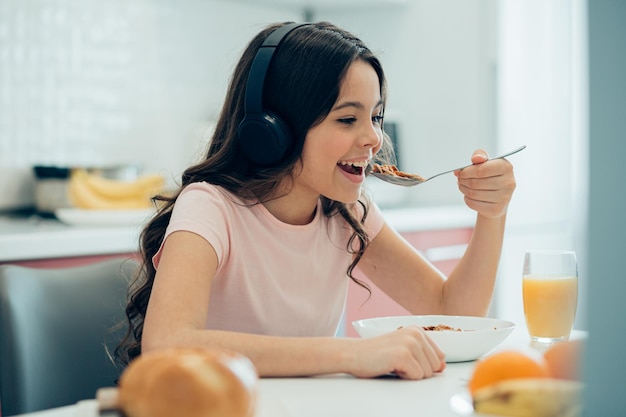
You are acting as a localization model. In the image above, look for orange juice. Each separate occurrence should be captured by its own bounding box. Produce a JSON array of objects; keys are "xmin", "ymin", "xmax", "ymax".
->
[{"xmin": 523, "ymin": 275, "xmax": 578, "ymax": 341}]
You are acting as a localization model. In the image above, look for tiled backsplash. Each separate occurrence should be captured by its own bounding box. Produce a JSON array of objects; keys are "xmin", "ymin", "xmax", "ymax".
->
[
  {"xmin": 0, "ymin": 0, "xmax": 299, "ymax": 209},
  {"xmin": 1, "ymin": 0, "xmax": 160, "ymax": 165}
]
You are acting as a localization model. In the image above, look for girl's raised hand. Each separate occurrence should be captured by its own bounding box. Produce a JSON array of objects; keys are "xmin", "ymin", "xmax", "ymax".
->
[
  {"xmin": 347, "ymin": 326, "xmax": 446, "ymax": 380},
  {"xmin": 454, "ymin": 149, "xmax": 517, "ymax": 219}
]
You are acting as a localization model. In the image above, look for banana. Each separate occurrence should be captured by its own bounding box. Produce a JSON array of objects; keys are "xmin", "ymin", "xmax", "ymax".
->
[
  {"xmin": 472, "ymin": 378, "xmax": 583, "ymax": 417},
  {"xmin": 80, "ymin": 170, "xmax": 165, "ymax": 199},
  {"xmin": 68, "ymin": 169, "xmax": 158, "ymax": 210}
]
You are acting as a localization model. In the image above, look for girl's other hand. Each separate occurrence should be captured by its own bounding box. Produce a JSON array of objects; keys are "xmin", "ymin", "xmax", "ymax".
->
[
  {"xmin": 347, "ymin": 326, "xmax": 446, "ymax": 380},
  {"xmin": 454, "ymin": 149, "xmax": 517, "ymax": 219}
]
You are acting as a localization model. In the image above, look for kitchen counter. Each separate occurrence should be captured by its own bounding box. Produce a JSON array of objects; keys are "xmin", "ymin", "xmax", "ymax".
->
[
  {"xmin": 0, "ymin": 205, "xmax": 475, "ymax": 262},
  {"xmin": 0, "ymin": 215, "xmax": 141, "ymax": 262},
  {"xmin": 382, "ymin": 205, "xmax": 475, "ymax": 232}
]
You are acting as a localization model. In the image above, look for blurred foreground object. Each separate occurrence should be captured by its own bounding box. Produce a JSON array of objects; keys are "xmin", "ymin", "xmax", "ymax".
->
[
  {"xmin": 469, "ymin": 347, "xmax": 584, "ymax": 417},
  {"xmin": 118, "ymin": 348, "xmax": 258, "ymax": 417},
  {"xmin": 473, "ymin": 378, "xmax": 582, "ymax": 417}
]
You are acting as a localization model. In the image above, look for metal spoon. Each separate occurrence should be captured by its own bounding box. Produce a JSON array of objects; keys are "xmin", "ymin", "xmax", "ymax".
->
[{"xmin": 370, "ymin": 145, "xmax": 526, "ymax": 187}]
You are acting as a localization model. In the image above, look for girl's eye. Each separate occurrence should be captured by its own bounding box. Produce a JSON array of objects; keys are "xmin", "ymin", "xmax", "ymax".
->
[
  {"xmin": 372, "ymin": 115, "xmax": 384, "ymax": 126},
  {"xmin": 338, "ymin": 117, "xmax": 356, "ymax": 125}
]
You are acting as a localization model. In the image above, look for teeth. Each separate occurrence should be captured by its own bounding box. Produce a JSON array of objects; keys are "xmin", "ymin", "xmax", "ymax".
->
[{"xmin": 339, "ymin": 160, "xmax": 369, "ymax": 168}]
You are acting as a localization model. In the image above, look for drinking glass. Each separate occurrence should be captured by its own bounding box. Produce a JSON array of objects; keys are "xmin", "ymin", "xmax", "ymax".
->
[{"xmin": 522, "ymin": 250, "xmax": 578, "ymax": 343}]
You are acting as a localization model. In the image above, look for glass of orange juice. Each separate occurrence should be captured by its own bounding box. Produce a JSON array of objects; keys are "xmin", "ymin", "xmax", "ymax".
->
[{"xmin": 522, "ymin": 250, "xmax": 578, "ymax": 343}]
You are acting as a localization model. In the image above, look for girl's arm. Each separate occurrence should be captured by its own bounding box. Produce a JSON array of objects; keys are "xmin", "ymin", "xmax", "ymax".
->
[
  {"xmin": 142, "ymin": 231, "xmax": 445, "ymax": 379},
  {"xmin": 357, "ymin": 150, "xmax": 516, "ymax": 316}
]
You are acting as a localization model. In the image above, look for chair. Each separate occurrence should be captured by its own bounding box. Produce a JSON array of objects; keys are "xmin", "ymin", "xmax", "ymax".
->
[{"xmin": 0, "ymin": 258, "xmax": 138, "ymax": 416}]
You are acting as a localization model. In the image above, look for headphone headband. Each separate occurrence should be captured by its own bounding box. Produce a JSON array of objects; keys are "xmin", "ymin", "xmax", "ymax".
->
[
  {"xmin": 243, "ymin": 23, "xmax": 309, "ymax": 115},
  {"xmin": 237, "ymin": 22, "xmax": 310, "ymax": 166}
]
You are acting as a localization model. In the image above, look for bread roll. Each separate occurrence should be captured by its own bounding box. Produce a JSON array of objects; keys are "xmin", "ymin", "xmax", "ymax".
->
[{"xmin": 118, "ymin": 348, "xmax": 258, "ymax": 417}]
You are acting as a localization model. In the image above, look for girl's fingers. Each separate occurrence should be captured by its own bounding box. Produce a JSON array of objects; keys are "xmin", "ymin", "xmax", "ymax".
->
[
  {"xmin": 470, "ymin": 149, "xmax": 489, "ymax": 165},
  {"xmin": 455, "ymin": 158, "xmax": 516, "ymax": 218},
  {"xmin": 353, "ymin": 326, "xmax": 448, "ymax": 380},
  {"xmin": 394, "ymin": 326, "xmax": 446, "ymax": 379}
]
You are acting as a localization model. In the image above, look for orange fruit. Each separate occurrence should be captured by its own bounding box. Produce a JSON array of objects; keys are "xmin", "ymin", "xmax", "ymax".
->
[
  {"xmin": 543, "ymin": 339, "xmax": 585, "ymax": 381},
  {"xmin": 468, "ymin": 350, "xmax": 551, "ymax": 395}
]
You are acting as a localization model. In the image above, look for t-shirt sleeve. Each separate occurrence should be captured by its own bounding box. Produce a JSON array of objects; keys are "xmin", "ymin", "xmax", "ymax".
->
[{"xmin": 152, "ymin": 183, "xmax": 229, "ymax": 269}]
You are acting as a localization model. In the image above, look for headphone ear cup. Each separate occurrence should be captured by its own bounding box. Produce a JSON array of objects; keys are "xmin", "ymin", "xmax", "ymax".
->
[{"xmin": 237, "ymin": 112, "xmax": 293, "ymax": 166}]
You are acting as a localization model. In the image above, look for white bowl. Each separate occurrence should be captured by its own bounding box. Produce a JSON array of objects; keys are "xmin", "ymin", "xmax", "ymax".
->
[{"xmin": 352, "ymin": 315, "xmax": 515, "ymax": 362}]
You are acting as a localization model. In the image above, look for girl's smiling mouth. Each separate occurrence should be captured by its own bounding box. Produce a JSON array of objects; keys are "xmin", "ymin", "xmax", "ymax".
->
[{"xmin": 337, "ymin": 159, "xmax": 369, "ymax": 176}]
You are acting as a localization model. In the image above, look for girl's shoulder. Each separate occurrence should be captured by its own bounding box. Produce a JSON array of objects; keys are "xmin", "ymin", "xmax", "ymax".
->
[
  {"xmin": 180, "ymin": 181, "xmax": 227, "ymax": 196},
  {"xmin": 179, "ymin": 182, "xmax": 247, "ymax": 206},
  {"xmin": 173, "ymin": 182, "xmax": 256, "ymax": 220}
]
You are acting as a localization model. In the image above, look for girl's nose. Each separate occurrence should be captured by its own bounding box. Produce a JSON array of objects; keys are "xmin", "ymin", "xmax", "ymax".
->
[{"xmin": 360, "ymin": 125, "xmax": 382, "ymax": 149}]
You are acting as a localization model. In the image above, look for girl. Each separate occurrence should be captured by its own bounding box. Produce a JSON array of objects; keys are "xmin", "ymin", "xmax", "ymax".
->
[{"xmin": 116, "ymin": 21, "xmax": 516, "ymax": 380}]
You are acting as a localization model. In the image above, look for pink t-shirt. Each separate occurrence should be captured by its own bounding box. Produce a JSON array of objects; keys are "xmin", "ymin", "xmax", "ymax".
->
[{"xmin": 153, "ymin": 182, "xmax": 385, "ymax": 337}]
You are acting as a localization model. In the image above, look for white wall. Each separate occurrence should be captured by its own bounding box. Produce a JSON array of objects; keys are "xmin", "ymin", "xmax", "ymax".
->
[
  {"xmin": 0, "ymin": 0, "xmax": 301, "ymax": 210},
  {"xmin": 317, "ymin": 0, "xmax": 498, "ymax": 207}
]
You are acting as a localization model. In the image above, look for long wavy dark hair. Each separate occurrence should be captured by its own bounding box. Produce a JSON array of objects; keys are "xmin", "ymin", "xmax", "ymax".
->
[{"xmin": 114, "ymin": 21, "xmax": 395, "ymax": 367}]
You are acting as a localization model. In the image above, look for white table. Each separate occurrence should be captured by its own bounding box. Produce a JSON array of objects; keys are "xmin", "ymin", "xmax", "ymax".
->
[{"xmin": 12, "ymin": 327, "xmax": 586, "ymax": 417}]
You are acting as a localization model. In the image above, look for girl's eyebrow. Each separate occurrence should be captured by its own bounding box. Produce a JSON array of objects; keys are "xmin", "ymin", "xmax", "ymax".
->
[{"xmin": 331, "ymin": 99, "xmax": 384, "ymax": 112}]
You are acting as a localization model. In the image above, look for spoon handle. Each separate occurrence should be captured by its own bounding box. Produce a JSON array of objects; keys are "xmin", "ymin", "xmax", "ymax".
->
[
  {"xmin": 488, "ymin": 145, "xmax": 527, "ymax": 161},
  {"xmin": 370, "ymin": 144, "xmax": 527, "ymax": 187},
  {"xmin": 429, "ymin": 145, "xmax": 527, "ymax": 181}
]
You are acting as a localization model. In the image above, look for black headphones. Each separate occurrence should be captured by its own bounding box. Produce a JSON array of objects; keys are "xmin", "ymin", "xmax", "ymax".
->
[{"xmin": 237, "ymin": 22, "xmax": 309, "ymax": 166}]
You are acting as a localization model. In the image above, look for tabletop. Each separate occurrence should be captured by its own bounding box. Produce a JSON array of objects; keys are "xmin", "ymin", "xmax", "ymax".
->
[{"xmin": 11, "ymin": 327, "xmax": 586, "ymax": 417}]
